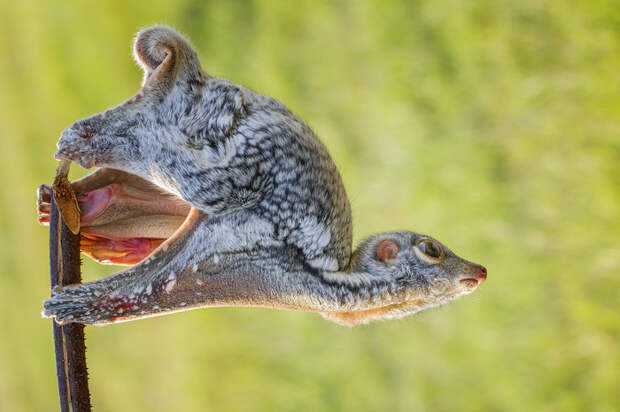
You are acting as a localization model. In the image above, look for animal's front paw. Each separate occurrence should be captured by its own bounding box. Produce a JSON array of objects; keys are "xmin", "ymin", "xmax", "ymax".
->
[{"xmin": 36, "ymin": 184, "xmax": 52, "ymax": 225}]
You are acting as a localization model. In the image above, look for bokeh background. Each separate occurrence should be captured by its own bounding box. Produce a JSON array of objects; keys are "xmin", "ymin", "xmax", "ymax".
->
[{"xmin": 1, "ymin": 1, "xmax": 618, "ymax": 411}]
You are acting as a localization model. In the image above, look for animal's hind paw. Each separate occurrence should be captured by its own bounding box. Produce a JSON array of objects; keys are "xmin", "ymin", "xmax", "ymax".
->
[{"xmin": 43, "ymin": 284, "xmax": 105, "ymax": 325}]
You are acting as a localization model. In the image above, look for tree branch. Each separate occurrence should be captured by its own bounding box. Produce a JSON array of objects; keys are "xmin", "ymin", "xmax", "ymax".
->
[{"xmin": 49, "ymin": 161, "xmax": 92, "ymax": 412}]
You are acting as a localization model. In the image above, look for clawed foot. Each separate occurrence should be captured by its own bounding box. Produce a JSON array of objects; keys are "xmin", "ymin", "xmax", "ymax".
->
[
  {"xmin": 44, "ymin": 282, "xmax": 109, "ymax": 324},
  {"xmin": 37, "ymin": 184, "xmax": 53, "ymax": 225}
]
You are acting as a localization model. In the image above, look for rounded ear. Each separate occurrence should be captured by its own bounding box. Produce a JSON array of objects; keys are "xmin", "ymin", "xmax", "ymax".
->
[
  {"xmin": 376, "ymin": 239, "xmax": 399, "ymax": 263},
  {"xmin": 133, "ymin": 26, "xmax": 202, "ymax": 89}
]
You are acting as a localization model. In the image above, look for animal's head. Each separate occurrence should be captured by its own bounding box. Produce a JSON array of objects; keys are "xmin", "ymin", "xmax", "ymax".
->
[
  {"xmin": 323, "ymin": 231, "xmax": 487, "ymax": 325},
  {"xmin": 355, "ymin": 231, "xmax": 486, "ymax": 296}
]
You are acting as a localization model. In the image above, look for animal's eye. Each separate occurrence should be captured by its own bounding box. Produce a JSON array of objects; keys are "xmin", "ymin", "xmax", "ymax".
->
[{"xmin": 414, "ymin": 239, "xmax": 445, "ymax": 264}]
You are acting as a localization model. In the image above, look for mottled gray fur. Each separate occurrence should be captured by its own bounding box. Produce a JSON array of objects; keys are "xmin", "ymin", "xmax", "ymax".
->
[{"xmin": 56, "ymin": 26, "xmax": 351, "ymax": 271}]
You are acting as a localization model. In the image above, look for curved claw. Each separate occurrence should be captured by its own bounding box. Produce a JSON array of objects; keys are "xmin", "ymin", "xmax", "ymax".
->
[
  {"xmin": 37, "ymin": 184, "xmax": 52, "ymax": 225},
  {"xmin": 43, "ymin": 283, "xmax": 104, "ymax": 325}
]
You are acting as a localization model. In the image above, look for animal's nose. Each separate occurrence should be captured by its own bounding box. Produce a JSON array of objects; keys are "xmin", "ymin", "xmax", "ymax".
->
[
  {"xmin": 458, "ymin": 265, "xmax": 488, "ymax": 287},
  {"xmin": 477, "ymin": 266, "xmax": 487, "ymax": 282}
]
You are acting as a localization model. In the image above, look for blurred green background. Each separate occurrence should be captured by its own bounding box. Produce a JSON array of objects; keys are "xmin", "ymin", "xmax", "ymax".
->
[{"xmin": 1, "ymin": 1, "xmax": 618, "ymax": 411}]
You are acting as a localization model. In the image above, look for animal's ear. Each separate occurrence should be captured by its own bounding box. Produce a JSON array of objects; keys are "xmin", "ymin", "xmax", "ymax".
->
[
  {"xmin": 133, "ymin": 26, "xmax": 204, "ymax": 91},
  {"xmin": 376, "ymin": 239, "xmax": 399, "ymax": 263}
]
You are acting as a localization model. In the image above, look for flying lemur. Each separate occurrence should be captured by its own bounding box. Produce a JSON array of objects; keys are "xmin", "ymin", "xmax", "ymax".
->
[{"xmin": 39, "ymin": 26, "xmax": 487, "ymax": 326}]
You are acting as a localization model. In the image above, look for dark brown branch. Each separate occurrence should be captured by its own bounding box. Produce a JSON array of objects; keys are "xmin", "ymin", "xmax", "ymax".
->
[{"xmin": 49, "ymin": 161, "xmax": 92, "ymax": 412}]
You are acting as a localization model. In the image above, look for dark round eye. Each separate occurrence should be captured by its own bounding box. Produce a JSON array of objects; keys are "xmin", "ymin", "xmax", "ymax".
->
[{"xmin": 415, "ymin": 239, "xmax": 445, "ymax": 263}]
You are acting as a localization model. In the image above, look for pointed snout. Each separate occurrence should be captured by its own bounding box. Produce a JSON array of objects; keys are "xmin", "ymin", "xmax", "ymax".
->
[
  {"xmin": 477, "ymin": 266, "xmax": 487, "ymax": 283},
  {"xmin": 459, "ymin": 265, "xmax": 487, "ymax": 288}
]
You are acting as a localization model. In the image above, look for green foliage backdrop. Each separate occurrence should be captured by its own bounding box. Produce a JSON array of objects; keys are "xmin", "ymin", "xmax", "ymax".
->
[{"xmin": 0, "ymin": 1, "xmax": 618, "ymax": 411}]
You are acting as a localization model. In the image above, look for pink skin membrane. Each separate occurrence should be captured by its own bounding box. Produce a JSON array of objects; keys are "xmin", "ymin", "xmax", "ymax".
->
[
  {"xmin": 76, "ymin": 183, "xmax": 187, "ymax": 265},
  {"xmin": 80, "ymin": 234, "xmax": 163, "ymax": 265},
  {"xmin": 38, "ymin": 176, "xmax": 190, "ymax": 266},
  {"xmin": 78, "ymin": 187, "xmax": 112, "ymax": 222},
  {"xmin": 62, "ymin": 181, "xmax": 188, "ymax": 265}
]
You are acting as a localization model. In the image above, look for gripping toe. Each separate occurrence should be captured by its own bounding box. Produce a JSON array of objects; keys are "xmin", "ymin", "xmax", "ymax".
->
[{"xmin": 43, "ymin": 284, "xmax": 104, "ymax": 325}]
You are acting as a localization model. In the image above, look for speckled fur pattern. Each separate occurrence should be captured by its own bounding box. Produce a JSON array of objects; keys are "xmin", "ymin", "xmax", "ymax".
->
[
  {"xmin": 44, "ymin": 26, "xmax": 486, "ymax": 326},
  {"xmin": 55, "ymin": 26, "xmax": 351, "ymax": 271}
]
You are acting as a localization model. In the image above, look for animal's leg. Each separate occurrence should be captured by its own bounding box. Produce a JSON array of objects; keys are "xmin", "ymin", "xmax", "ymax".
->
[{"xmin": 43, "ymin": 210, "xmax": 217, "ymax": 325}]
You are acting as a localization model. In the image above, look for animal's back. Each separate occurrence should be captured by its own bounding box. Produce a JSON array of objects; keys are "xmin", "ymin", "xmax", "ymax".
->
[
  {"xmin": 54, "ymin": 25, "xmax": 354, "ymax": 272},
  {"xmin": 236, "ymin": 87, "xmax": 353, "ymax": 271}
]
